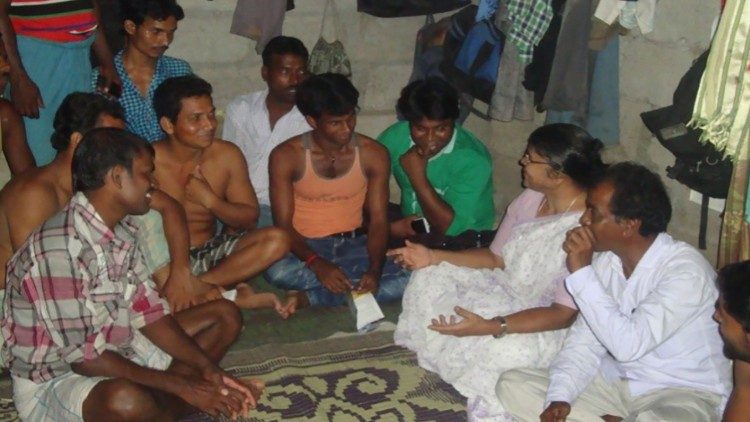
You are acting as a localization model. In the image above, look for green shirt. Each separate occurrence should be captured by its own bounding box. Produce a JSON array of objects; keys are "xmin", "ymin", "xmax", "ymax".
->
[{"xmin": 378, "ymin": 121, "xmax": 495, "ymax": 236}]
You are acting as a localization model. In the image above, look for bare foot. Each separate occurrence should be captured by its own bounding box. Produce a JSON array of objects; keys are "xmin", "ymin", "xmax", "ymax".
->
[
  {"xmin": 282, "ymin": 291, "xmax": 310, "ymax": 318},
  {"xmin": 234, "ymin": 284, "xmax": 286, "ymax": 318}
]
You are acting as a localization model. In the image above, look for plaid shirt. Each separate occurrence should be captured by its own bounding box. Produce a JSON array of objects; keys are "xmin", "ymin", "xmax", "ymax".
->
[
  {"xmin": 1, "ymin": 193, "xmax": 169, "ymax": 383},
  {"xmin": 506, "ymin": 0, "xmax": 554, "ymax": 63},
  {"xmin": 92, "ymin": 50, "xmax": 192, "ymax": 142}
]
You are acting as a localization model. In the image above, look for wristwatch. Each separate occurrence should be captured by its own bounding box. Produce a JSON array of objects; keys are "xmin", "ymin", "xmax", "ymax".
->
[{"xmin": 491, "ymin": 316, "xmax": 508, "ymax": 339}]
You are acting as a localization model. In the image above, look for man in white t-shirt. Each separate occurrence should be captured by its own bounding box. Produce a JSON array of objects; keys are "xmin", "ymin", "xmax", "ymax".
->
[{"xmin": 222, "ymin": 36, "xmax": 311, "ymax": 227}]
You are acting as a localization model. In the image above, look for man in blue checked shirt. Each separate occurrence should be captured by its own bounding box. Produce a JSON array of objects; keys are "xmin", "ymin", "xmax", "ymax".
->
[{"xmin": 92, "ymin": 0, "xmax": 192, "ymax": 142}]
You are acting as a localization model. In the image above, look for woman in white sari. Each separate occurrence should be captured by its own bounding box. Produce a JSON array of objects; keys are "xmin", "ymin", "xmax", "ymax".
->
[{"xmin": 389, "ymin": 124, "xmax": 606, "ymax": 421}]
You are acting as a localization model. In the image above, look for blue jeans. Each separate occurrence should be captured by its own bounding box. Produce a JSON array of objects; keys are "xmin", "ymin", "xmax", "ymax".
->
[
  {"xmin": 264, "ymin": 235, "xmax": 411, "ymax": 307},
  {"xmin": 257, "ymin": 204, "xmax": 274, "ymax": 228}
]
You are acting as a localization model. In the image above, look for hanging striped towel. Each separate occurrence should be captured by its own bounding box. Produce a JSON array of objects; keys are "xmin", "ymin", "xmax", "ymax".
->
[{"xmin": 689, "ymin": 0, "xmax": 750, "ymax": 161}]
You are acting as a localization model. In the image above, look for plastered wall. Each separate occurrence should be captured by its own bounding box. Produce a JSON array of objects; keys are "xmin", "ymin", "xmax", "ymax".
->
[{"xmin": 170, "ymin": 0, "xmax": 722, "ymax": 263}]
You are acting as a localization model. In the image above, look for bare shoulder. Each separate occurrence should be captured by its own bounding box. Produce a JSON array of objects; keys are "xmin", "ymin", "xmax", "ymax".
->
[
  {"xmin": 358, "ymin": 134, "xmax": 389, "ymax": 169},
  {"xmin": 359, "ymin": 135, "xmax": 388, "ymax": 155},
  {"xmin": 270, "ymin": 135, "xmax": 305, "ymax": 161},
  {"xmin": 1, "ymin": 172, "xmax": 59, "ymax": 221},
  {"xmin": 210, "ymin": 138, "xmax": 244, "ymax": 156}
]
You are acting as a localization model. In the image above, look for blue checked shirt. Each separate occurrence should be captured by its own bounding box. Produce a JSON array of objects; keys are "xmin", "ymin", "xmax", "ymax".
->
[{"xmin": 92, "ymin": 50, "xmax": 192, "ymax": 142}]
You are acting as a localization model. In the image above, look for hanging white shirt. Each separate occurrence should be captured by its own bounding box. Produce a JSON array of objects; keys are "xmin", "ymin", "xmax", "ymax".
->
[
  {"xmin": 546, "ymin": 233, "xmax": 731, "ymax": 412},
  {"xmin": 222, "ymin": 89, "xmax": 311, "ymax": 205},
  {"xmin": 594, "ymin": 0, "xmax": 656, "ymax": 34}
]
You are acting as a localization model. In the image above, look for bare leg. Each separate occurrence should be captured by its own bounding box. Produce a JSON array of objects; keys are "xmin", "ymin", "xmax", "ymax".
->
[
  {"xmin": 84, "ymin": 300, "xmax": 252, "ymax": 421},
  {"xmin": 200, "ymin": 227, "xmax": 290, "ymax": 287},
  {"xmin": 83, "ymin": 379, "xmax": 172, "ymax": 421}
]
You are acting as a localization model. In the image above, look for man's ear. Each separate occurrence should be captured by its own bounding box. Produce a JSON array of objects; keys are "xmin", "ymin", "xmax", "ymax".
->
[
  {"xmin": 69, "ymin": 132, "xmax": 84, "ymax": 150},
  {"xmin": 304, "ymin": 116, "xmax": 317, "ymax": 130},
  {"xmin": 261, "ymin": 65, "xmax": 269, "ymax": 83},
  {"xmin": 620, "ymin": 218, "xmax": 641, "ymax": 238},
  {"xmin": 160, "ymin": 116, "xmax": 174, "ymax": 135},
  {"xmin": 108, "ymin": 165, "xmax": 125, "ymax": 190},
  {"xmin": 123, "ymin": 19, "xmax": 137, "ymax": 36}
]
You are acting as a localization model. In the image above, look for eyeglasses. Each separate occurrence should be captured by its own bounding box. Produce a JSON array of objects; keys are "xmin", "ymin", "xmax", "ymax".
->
[{"xmin": 520, "ymin": 153, "xmax": 560, "ymax": 169}]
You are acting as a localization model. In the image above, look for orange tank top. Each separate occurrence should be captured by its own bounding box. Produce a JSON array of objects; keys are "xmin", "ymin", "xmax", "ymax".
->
[{"xmin": 293, "ymin": 132, "xmax": 367, "ymax": 238}]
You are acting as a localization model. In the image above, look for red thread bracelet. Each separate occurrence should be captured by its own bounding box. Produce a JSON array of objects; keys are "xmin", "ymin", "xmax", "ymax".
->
[{"xmin": 305, "ymin": 254, "xmax": 320, "ymax": 267}]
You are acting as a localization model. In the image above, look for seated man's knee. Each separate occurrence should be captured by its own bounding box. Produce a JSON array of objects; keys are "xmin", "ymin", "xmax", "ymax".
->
[
  {"xmin": 496, "ymin": 368, "xmax": 540, "ymax": 410},
  {"xmin": 209, "ymin": 299, "xmax": 243, "ymax": 336},
  {"xmin": 261, "ymin": 227, "xmax": 291, "ymax": 258},
  {"xmin": 92, "ymin": 379, "xmax": 160, "ymax": 421}
]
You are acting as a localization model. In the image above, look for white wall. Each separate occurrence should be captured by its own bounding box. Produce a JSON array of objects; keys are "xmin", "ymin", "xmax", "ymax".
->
[{"xmin": 170, "ymin": 0, "xmax": 722, "ymax": 262}]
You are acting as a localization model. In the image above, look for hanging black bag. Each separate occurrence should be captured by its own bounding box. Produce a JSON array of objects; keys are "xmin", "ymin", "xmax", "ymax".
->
[
  {"xmin": 440, "ymin": 5, "xmax": 504, "ymax": 105},
  {"xmin": 640, "ymin": 50, "xmax": 733, "ymax": 248},
  {"xmin": 357, "ymin": 0, "xmax": 470, "ymax": 18}
]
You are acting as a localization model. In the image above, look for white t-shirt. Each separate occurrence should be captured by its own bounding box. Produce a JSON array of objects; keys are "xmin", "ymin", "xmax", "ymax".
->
[{"xmin": 222, "ymin": 89, "xmax": 311, "ymax": 205}]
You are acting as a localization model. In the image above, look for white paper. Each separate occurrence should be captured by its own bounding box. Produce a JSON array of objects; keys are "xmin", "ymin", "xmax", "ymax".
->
[{"xmin": 351, "ymin": 292, "xmax": 385, "ymax": 331}]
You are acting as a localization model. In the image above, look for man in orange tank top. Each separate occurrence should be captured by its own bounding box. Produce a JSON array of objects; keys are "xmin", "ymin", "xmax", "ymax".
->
[{"xmin": 265, "ymin": 73, "xmax": 410, "ymax": 311}]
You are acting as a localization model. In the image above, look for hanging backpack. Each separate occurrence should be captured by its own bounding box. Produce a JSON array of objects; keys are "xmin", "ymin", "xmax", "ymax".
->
[
  {"xmin": 308, "ymin": 0, "xmax": 352, "ymax": 77},
  {"xmin": 357, "ymin": 0, "xmax": 470, "ymax": 18},
  {"xmin": 440, "ymin": 4, "xmax": 504, "ymax": 104},
  {"xmin": 640, "ymin": 50, "xmax": 733, "ymax": 249}
]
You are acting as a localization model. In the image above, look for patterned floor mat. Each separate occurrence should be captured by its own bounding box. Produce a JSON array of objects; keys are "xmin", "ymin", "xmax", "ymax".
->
[
  {"xmin": 0, "ymin": 331, "xmax": 467, "ymax": 421},
  {"xmin": 225, "ymin": 333, "xmax": 466, "ymax": 421}
]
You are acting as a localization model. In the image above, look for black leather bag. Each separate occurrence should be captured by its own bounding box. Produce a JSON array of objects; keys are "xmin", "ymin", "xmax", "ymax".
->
[
  {"xmin": 640, "ymin": 50, "xmax": 732, "ymax": 200},
  {"xmin": 640, "ymin": 49, "xmax": 732, "ymax": 249},
  {"xmin": 357, "ymin": 0, "xmax": 470, "ymax": 18}
]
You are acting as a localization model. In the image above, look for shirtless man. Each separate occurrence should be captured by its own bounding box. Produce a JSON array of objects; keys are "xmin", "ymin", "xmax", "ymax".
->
[
  {"xmin": 0, "ymin": 93, "xmax": 195, "ymax": 313},
  {"xmin": 0, "ymin": 93, "xmax": 127, "ymax": 289},
  {"xmin": 152, "ymin": 75, "xmax": 291, "ymax": 315}
]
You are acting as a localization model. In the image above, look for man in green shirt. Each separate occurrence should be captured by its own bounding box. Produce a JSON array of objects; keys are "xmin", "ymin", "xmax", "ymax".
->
[{"xmin": 378, "ymin": 78, "xmax": 495, "ymax": 249}]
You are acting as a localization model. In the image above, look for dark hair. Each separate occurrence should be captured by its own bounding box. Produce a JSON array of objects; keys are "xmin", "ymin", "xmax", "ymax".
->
[
  {"xmin": 527, "ymin": 123, "xmax": 606, "ymax": 188},
  {"xmin": 296, "ymin": 73, "xmax": 359, "ymax": 119},
  {"xmin": 717, "ymin": 261, "xmax": 750, "ymax": 332},
  {"xmin": 600, "ymin": 162, "xmax": 671, "ymax": 237},
  {"xmin": 120, "ymin": 0, "xmax": 184, "ymax": 26},
  {"xmin": 51, "ymin": 93, "xmax": 124, "ymax": 152},
  {"xmin": 397, "ymin": 77, "xmax": 459, "ymax": 122},
  {"xmin": 153, "ymin": 75, "xmax": 212, "ymax": 123},
  {"xmin": 262, "ymin": 36, "xmax": 309, "ymax": 67},
  {"xmin": 72, "ymin": 128, "xmax": 154, "ymax": 192}
]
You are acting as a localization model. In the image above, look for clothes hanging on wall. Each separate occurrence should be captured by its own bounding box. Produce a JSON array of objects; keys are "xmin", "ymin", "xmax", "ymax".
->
[
  {"xmin": 523, "ymin": 0, "xmax": 565, "ymax": 110},
  {"xmin": 688, "ymin": 0, "xmax": 750, "ymax": 266},
  {"xmin": 544, "ymin": 35, "xmax": 620, "ymax": 145},
  {"xmin": 541, "ymin": 0, "xmax": 594, "ymax": 114},
  {"xmin": 230, "ymin": 0, "xmax": 295, "ymax": 54},
  {"xmin": 595, "ymin": 0, "xmax": 656, "ymax": 34},
  {"xmin": 690, "ymin": 0, "xmax": 750, "ymax": 160},
  {"xmin": 489, "ymin": 1, "xmax": 534, "ymax": 121},
  {"xmin": 505, "ymin": 0, "xmax": 555, "ymax": 63}
]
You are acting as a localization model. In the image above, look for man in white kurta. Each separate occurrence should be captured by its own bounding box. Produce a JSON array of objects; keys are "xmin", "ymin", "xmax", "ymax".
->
[
  {"xmin": 497, "ymin": 162, "xmax": 731, "ymax": 421},
  {"xmin": 222, "ymin": 36, "xmax": 311, "ymax": 227}
]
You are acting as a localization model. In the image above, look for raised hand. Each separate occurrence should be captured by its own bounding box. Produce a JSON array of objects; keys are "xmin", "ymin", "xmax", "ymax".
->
[
  {"xmin": 562, "ymin": 226, "xmax": 595, "ymax": 273},
  {"xmin": 387, "ymin": 240, "xmax": 434, "ymax": 270},
  {"xmin": 399, "ymin": 146, "xmax": 428, "ymax": 176},
  {"xmin": 428, "ymin": 306, "xmax": 494, "ymax": 337},
  {"xmin": 185, "ymin": 165, "xmax": 218, "ymax": 208}
]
